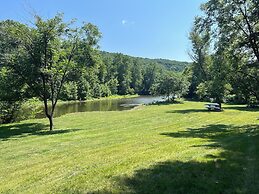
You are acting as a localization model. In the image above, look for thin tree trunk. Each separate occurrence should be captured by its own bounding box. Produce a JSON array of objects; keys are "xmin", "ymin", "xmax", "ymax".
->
[
  {"xmin": 215, "ymin": 97, "xmax": 222, "ymax": 110},
  {"xmin": 43, "ymin": 98, "xmax": 54, "ymax": 131},
  {"xmin": 47, "ymin": 115, "xmax": 53, "ymax": 131},
  {"xmin": 218, "ymin": 102, "xmax": 222, "ymax": 109}
]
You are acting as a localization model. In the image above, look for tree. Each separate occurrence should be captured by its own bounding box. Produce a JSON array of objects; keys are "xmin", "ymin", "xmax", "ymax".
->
[
  {"xmin": 0, "ymin": 14, "xmax": 101, "ymax": 130},
  {"xmin": 187, "ymin": 17, "xmax": 211, "ymax": 98},
  {"xmin": 114, "ymin": 54, "xmax": 134, "ymax": 95},
  {"xmin": 196, "ymin": 51, "xmax": 232, "ymax": 108},
  {"xmin": 200, "ymin": 0, "xmax": 259, "ymax": 104},
  {"xmin": 142, "ymin": 64, "xmax": 160, "ymax": 95},
  {"xmin": 107, "ymin": 78, "xmax": 119, "ymax": 95},
  {"xmin": 202, "ymin": 0, "xmax": 259, "ymax": 63},
  {"xmin": 131, "ymin": 60, "xmax": 143, "ymax": 93},
  {"xmin": 0, "ymin": 67, "xmax": 26, "ymax": 123},
  {"xmin": 151, "ymin": 72, "xmax": 189, "ymax": 102}
]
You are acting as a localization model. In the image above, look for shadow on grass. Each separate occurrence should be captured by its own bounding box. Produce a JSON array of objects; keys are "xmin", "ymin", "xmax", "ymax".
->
[
  {"xmin": 166, "ymin": 109, "xmax": 212, "ymax": 114},
  {"xmin": 149, "ymin": 100, "xmax": 183, "ymax": 106},
  {"xmin": 160, "ymin": 124, "xmax": 230, "ymax": 139},
  {"xmin": 167, "ymin": 106, "xmax": 259, "ymax": 114},
  {"xmin": 166, "ymin": 107, "xmax": 225, "ymax": 114},
  {"xmin": 223, "ymin": 106, "xmax": 259, "ymax": 112},
  {"xmin": 0, "ymin": 123, "xmax": 81, "ymax": 141},
  {"xmin": 161, "ymin": 124, "xmax": 259, "ymax": 150},
  {"xmin": 89, "ymin": 124, "xmax": 259, "ymax": 194},
  {"xmin": 33, "ymin": 128, "xmax": 81, "ymax": 136}
]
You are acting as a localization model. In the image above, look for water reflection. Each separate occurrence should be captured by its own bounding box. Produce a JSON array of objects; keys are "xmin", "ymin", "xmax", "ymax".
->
[{"xmin": 36, "ymin": 96, "xmax": 164, "ymax": 118}]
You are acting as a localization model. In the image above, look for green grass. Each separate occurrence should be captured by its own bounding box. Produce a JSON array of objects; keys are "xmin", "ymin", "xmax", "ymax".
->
[{"xmin": 0, "ymin": 101, "xmax": 258, "ymax": 194}]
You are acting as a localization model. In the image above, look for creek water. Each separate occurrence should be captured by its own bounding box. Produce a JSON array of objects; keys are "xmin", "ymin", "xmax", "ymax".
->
[{"xmin": 36, "ymin": 96, "xmax": 164, "ymax": 118}]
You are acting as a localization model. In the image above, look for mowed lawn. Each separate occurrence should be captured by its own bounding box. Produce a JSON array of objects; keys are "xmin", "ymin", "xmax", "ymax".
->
[{"xmin": 0, "ymin": 101, "xmax": 258, "ymax": 194}]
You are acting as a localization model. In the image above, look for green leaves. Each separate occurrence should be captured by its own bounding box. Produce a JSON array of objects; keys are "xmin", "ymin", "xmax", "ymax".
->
[
  {"xmin": 81, "ymin": 23, "xmax": 102, "ymax": 48},
  {"xmin": 0, "ymin": 14, "xmax": 103, "ymax": 126},
  {"xmin": 151, "ymin": 72, "xmax": 190, "ymax": 101},
  {"xmin": 189, "ymin": 0, "xmax": 259, "ymax": 105}
]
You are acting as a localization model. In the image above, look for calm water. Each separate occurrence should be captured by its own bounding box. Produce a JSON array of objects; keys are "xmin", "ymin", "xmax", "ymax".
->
[{"xmin": 36, "ymin": 96, "xmax": 164, "ymax": 118}]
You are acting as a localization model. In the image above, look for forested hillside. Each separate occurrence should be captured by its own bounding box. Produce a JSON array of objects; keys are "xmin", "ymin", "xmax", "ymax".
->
[{"xmin": 101, "ymin": 51, "xmax": 190, "ymax": 72}]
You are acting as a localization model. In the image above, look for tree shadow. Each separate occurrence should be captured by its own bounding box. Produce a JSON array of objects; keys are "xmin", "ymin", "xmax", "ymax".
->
[
  {"xmin": 160, "ymin": 124, "xmax": 230, "ymax": 139},
  {"xmin": 149, "ymin": 100, "xmax": 183, "ymax": 106},
  {"xmin": 223, "ymin": 106, "xmax": 259, "ymax": 112},
  {"xmin": 160, "ymin": 124, "xmax": 259, "ymax": 149},
  {"xmin": 90, "ymin": 159, "xmax": 247, "ymax": 194},
  {"xmin": 166, "ymin": 109, "xmax": 216, "ymax": 114},
  {"xmin": 112, "ymin": 160, "xmax": 244, "ymax": 194},
  {"xmin": 33, "ymin": 128, "xmax": 81, "ymax": 136},
  {"xmin": 0, "ymin": 123, "xmax": 81, "ymax": 141},
  {"xmin": 90, "ymin": 124, "xmax": 259, "ymax": 194}
]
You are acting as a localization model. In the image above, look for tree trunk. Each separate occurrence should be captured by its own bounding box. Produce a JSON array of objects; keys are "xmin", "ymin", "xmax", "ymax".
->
[
  {"xmin": 215, "ymin": 97, "xmax": 222, "ymax": 110},
  {"xmin": 218, "ymin": 102, "xmax": 222, "ymax": 109},
  {"xmin": 48, "ymin": 115, "xmax": 53, "ymax": 131},
  {"xmin": 43, "ymin": 99, "xmax": 54, "ymax": 131}
]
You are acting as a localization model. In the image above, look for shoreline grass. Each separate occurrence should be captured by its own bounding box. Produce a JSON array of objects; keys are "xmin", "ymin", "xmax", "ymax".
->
[{"xmin": 33, "ymin": 94, "xmax": 140, "ymax": 106}]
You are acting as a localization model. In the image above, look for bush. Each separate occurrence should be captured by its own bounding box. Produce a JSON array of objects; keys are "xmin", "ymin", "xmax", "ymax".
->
[
  {"xmin": 0, "ymin": 101, "xmax": 21, "ymax": 124},
  {"xmin": 0, "ymin": 98, "xmax": 43, "ymax": 124},
  {"xmin": 247, "ymin": 96, "xmax": 258, "ymax": 108},
  {"xmin": 225, "ymin": 94, "xmax": 247, "ymax": 104},
  {"xmin": 15, "ymin": 98, "xmax": 42, "ymax": 121}
]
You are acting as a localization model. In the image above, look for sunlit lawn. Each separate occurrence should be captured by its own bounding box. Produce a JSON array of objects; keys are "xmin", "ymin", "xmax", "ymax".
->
[{"xmin": 0, "ymin": 101, "xmax": 258, "ymax": 193}]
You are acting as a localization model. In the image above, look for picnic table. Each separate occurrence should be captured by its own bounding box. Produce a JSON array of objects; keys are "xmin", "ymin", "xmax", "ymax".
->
[{"xmin": 205, "ymin": 103, "xmax": 221, "ymax": 111}]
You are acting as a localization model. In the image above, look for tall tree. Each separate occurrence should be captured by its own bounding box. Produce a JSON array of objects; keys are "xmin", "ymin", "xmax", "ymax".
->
[
  {"xmin": 131, "ymin": 60, "xmax": 143, "ymax": 93},
  {"xmin": 187, "ymin": 17, "xmax": 211, "ymax": 98},
  {"xmin": 114, "ymin": 54, "xmax": 134, "ymax": 95},
  {"xmin": 142, "ymin": 64, "xmax": 160, "ymax": 95},
  {"xmin": 201, "ymin": 0, "xmax": 259, "ymax": 103},
  {"xmin": 0, "ymin": 14, "xmax": 101, "ymax": 130},
  {"xmin": 197, "ymin": 50, "xmax": 232, "ymax": 108}
]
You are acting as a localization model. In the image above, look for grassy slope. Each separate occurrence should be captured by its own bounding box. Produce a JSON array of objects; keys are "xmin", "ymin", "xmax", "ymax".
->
[{"xmin": 0, "ymin": 101, "xmax": 258, "ymax": 194}]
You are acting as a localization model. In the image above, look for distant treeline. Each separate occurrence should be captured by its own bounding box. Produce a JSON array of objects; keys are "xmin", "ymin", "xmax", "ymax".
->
[
  {"xmin": 59, "ymin": 51, "xmax": 190, "ymax": 101},
  {"xmin": 101, "ymin": 51, "xmax": 190, "ymax": 72}
]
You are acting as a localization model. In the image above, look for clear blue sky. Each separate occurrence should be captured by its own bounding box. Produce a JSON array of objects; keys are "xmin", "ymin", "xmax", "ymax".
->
[{"xmin": 0, "ymin": 0, "xmax": 205, "ymax": 62}]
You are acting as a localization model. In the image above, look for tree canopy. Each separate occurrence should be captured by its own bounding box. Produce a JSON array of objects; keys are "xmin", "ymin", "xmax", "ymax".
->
[
  {"xmin": 0, "ymin": 14, "xmax": 102, "ymax": 129},
  {"xmin": 187, "ymin": 0, "xmax": 259, "ymax": 106}
]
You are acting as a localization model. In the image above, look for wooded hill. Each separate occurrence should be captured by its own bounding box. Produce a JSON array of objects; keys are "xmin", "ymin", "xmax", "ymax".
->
[{"xmin": 101, "ymin": 51, "xmax": 191, "ymax": 72}]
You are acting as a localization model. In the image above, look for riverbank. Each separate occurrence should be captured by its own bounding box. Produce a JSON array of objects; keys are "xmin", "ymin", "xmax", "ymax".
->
[
  {"xmin": 31, "ymin": 94, "xmax": 140, "ymax": 106},
  {"xmin": 0, "ymin": 101, "xmax": 258, "ymax": 193},
  {"xmin": 15, "ymin": 94, "xmax": 139, "ymax": 122},
  {"xmin": 58, "ymin": 94, "xmax": 139, "ymax": 104}
]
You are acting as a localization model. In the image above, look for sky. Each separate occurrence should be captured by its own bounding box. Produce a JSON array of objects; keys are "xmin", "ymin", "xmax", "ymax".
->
[{"xmin": 0, "ymin": 0, "xmax": 205, "ymax": 62}]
